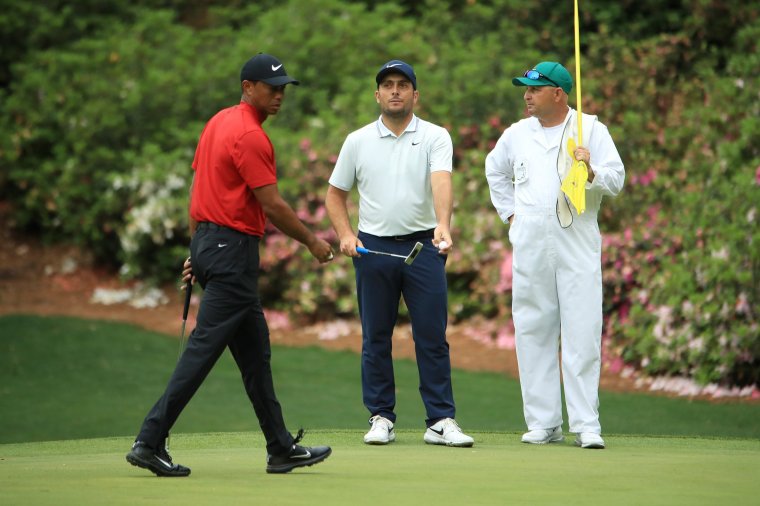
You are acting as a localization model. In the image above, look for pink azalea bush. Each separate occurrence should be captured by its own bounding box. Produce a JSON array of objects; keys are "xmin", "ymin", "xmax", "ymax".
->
[{"xmin": 2, "ymin": 1, "xmax": 758, "ymax": 393}]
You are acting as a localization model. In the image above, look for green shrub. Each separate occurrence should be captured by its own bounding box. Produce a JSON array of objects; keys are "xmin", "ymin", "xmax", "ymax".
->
[
  {"xmin": 596, "ymin": 16, "xmax": 760, "ymax": 387},
  {"xmin": 1, "ymin": 0, "xmax": 758, "ymax": 387}
]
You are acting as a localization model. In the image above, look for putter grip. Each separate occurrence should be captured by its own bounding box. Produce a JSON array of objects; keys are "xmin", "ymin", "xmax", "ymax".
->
[
  {"xmin": 182, "ymin": 280, "xmax": 192, "ymax": 320},
  {"xmin": 356, "ymin": 246, "xmax": 369, "ymax": 254}
]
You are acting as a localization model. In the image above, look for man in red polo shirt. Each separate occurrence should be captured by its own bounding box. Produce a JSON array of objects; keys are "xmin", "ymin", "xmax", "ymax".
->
[{"xmin": 126, "ymin": 53, "xmax": 334, "ymax": 477}]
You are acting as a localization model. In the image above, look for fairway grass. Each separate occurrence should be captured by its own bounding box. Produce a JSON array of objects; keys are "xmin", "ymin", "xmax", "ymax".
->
[
  {"xmin": 3, "ymin": 315, "xmax": 760, "ymax": 445},
  {"xmin": 1, "ymin": 431, "xmax": 758, "ymax": 506}
]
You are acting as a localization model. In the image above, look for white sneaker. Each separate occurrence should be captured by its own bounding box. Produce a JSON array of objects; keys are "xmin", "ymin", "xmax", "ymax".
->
[
  {"xmin": 575, "ymin": 432, "xmax": 605, "ymax": 449},
  {"xmin": 364, "ymin": 415, "xmax": 395, "ymax": 444},
  {"xmin": 423, "ymin": 418, "xmax": 474, "ymax": 447},
  {"xmin": 521, "ymin": 426, "xmax": 564, "ymax": 444}
]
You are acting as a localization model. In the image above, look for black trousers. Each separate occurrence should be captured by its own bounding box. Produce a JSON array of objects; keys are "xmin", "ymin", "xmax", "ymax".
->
[{"xmin": 136, "ymin": 223, "xmax": 293, "ymax": 455}]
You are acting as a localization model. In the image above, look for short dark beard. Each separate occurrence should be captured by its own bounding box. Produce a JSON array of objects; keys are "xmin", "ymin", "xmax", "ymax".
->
[{"xmin": 381, "ymin": 105, "xmax": 411, "ymax": 119}]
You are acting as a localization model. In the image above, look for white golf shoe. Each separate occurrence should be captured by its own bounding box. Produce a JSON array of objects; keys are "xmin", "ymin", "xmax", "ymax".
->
[
  {"xmin": 423, "ymin": 418, "xmax": 474, "ymax": 447},
  {"xmin": 575, "ymin": 432, "xmax": 605, "ymax": 449},
  {"xmin": 521, "ymin": 426, "xmax": 565, "ymax": 444},
  {"xmin": 364, "ymin": 415, "xmax": 395, "ymax": 444}
]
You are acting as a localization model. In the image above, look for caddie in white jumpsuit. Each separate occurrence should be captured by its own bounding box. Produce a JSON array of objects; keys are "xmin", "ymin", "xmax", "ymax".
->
[{"xmin": 485, "ymin": 62, "xmax": 624, "ymax": 449}]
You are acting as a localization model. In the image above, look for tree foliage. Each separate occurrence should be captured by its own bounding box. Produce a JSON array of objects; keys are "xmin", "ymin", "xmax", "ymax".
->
[{"xmin": 1, "ymin": 0, "xmax": 758, "ymax": 388}]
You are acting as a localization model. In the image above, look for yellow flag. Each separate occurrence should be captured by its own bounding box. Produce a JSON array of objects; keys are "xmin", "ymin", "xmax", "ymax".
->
[{"xmin": 562, "ymin": 138, "xmax": 587, "ymax": 214}]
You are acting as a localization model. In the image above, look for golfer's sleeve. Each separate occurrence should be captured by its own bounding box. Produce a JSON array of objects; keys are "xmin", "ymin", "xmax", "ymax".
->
[
  {"xmin": 485, "ymin": 132, "xmax": 515, "ymax": 223},
  {"xmin": 429, "ymin": 127, "xmax": 453, "ymax": 173},
  {"xmin": 235, "ymin": 131, "xmax": 278, "ymax": 188},
  {"xmin": 329, "ymin": 135, "xmax": 357, "ymax": 191}
]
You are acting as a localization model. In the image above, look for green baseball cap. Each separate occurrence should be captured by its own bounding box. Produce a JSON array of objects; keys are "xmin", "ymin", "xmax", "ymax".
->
[{"xmin": 512, "ymin": 61, "xmax": 573, "ymax": 94}]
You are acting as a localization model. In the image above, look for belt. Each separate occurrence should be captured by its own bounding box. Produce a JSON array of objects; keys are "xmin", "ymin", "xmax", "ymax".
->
[
  {"xmin": 196, "ymin": 222, "xmax": 254, "ymax": 236},
  {"xmin": 380, "ymin": 229, "xmax": 435, "ymax": 242}
]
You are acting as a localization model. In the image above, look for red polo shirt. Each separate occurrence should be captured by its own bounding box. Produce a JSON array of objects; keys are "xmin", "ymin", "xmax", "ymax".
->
[{"xmin": 189, "ymin": 101, "xmax": 277, "ymax": 236}]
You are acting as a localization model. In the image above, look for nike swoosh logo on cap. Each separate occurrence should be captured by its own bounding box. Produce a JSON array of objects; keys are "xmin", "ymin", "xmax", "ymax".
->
[
  {"xmin": 386, "ymin": 63, "xmax": 403, "ymax": 68},
  {"xmin": 272, "ymin": 64, "xmax": 283, "ymax": 71}
]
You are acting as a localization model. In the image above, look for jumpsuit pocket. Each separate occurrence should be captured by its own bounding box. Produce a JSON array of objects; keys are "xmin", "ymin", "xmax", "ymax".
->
[
  {"xmin": 508, "ymin": 215, "xmax": 520, "ymax": 246},
  {"xmin": 512, "ymin": 158, "xmax": 529, "ymax": 185}
]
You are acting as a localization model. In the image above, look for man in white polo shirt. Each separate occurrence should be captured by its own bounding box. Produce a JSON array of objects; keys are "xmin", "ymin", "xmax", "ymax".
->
[{"xmin": 325, "ymin": 59, "xmax": 473, "ymax": 447}]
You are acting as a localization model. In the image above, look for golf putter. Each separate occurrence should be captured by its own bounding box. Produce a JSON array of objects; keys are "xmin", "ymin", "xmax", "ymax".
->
[
  {"xmin": 356, "ymin": 241, "xmax": 423, "ymax": 266},
  {"xmin": 167, "ymin": 279, "xmax": 192, "ymax": 450}
]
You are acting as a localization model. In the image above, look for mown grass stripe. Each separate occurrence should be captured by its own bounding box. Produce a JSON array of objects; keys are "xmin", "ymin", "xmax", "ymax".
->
[{"xmin": 1, "ymin": 431, "xmax": 758, "ymax": 506}]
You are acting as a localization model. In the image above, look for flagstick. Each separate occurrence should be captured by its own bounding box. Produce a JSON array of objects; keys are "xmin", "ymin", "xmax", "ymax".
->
[{"xmin": 574, "ymin": 0, "xmax": 583, "ymax": 142}]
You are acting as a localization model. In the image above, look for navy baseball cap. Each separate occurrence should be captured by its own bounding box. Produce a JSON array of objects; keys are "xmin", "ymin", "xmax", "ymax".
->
[
  {"xmin": 512, "ymin": 61, "xmax": 572, "ymax": 94},
  {"xmin": 375, "ymin": 59, "xmax": 417, "ymax": 90},
  {"xmin": 240, "ymin": 53, "xmax": 300, "ymax": 86}
]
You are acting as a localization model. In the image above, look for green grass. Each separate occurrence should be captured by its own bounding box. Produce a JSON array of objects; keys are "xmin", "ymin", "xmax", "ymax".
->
[
  {"xmin": 2, "ymin": 315, "xmax": 759, "ymax": 505},
  {"xmin": 1, "ymin": 314, "xmax": 759, "ymax": 445},
  {"xmin": 1, "ymin": 431, "xmax": 758, "ymax": 506}
]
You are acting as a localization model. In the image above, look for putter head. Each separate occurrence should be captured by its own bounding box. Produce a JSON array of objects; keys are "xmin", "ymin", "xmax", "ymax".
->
[{"xmin": 404, "ymin": 242, "xmax": 424, "ymax": 265}]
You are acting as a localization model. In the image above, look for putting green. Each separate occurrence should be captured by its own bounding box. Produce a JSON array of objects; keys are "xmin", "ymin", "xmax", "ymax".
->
[{"xmin": 1, "ymin": 431, "xmax": 758, "ymax": 505}]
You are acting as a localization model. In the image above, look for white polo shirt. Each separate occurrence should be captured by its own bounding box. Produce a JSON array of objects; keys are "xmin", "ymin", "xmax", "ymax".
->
[{"xmin": 329, "ymin": 115, "xmax": 453, "ymax": 236}]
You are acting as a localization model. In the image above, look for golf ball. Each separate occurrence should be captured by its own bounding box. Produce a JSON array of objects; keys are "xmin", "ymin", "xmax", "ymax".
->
[{"xmin": 438, "ymin": 241, "xmax": 449, "ymax": 250}]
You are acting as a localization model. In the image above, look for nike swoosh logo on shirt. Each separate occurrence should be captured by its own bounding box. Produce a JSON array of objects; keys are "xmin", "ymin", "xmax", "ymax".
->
[
  {"xmin": 218, "ymin": 243, "xmax": 228, "ymax": 248},
  {"xmin": 412, "ymin": 141, "xmax": 420, "ymax": 145},
  {"xmin": 272, "ymin": 64, "xmax": 283, "ymax": 71}
]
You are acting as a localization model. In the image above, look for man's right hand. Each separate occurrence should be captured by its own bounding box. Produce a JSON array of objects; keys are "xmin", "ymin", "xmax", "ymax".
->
[{"xmin": 339, "ymin": 235, "xmax": 363, "ymax": 258}]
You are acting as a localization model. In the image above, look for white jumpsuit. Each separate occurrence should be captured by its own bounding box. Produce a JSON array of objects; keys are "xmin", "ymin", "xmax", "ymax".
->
[{"xmin": 485, "ymin": 108, "xmax": 624, "ymax": 434}]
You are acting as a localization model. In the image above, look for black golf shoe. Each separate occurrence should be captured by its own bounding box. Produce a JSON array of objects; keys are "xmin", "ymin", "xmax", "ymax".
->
[
  {"xmin": 265, "ymin": 430, "xmax": 331, "ymax": 474},
  {"xmin": 126, "ymin": 441, "xmax": 191, "ymax": 477}
]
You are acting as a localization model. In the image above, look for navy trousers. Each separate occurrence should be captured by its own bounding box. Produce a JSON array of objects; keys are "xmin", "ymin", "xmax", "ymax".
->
[
  {"xmin": 354, "ymin": 231, "xmax": 455, "ymax": 427},
  {"xmin": 136, "ymin": 223, "xmax": 293, "ymax": 455}
]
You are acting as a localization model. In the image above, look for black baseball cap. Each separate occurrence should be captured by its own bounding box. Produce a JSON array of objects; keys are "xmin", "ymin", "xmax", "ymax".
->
[
  {"xmin": 240, "ymin": 53, "xmax": 300, "ymax": 86},
  {"xmin": 375, "ymin": 59, "xmax": 417, "ymax": 90}
]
